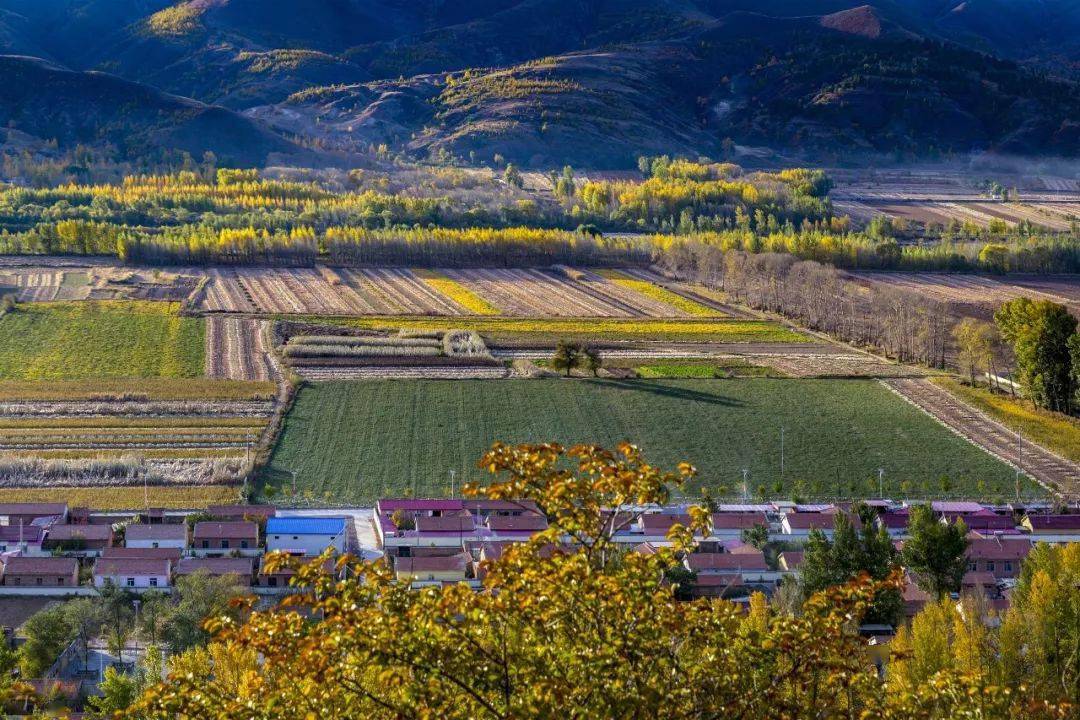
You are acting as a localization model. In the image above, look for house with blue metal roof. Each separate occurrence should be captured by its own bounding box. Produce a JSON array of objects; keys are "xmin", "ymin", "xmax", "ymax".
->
[{"xmin": 266, "ymin": 516, "xmax": 349, "ymax": 556}]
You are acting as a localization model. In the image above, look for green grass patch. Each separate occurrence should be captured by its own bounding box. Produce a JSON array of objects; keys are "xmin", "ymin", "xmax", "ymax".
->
[
  {"xmin": 0, "ymin": 302, "xmax": 204, "ymax": 380},
  {"xmin": 0, "ymin": 378, "xmax": 275, "ymax": 401},
  {"xmin": 264, "ymin": 378, "xmax": 1033, "ymax": 504},
  {"xmin": 306, "ymin": 316, "xmax": 809, "ymax": 343},
  {"xmin": 634, "ymin": 359, "xmax": 782, "ymax": 379},
  {"xmin": 934, "ymin": 377, "xmax": 1080, "ymax": 463}
]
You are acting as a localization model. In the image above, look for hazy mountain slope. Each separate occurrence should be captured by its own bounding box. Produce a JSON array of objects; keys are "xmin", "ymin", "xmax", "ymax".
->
[
  {"xmin": 0, "ymin": 55, "xmax": 297, "ymax": 164},
  {"xmin": 251, "ymin": 11, "xmax": 1080, "ymax": 166}
]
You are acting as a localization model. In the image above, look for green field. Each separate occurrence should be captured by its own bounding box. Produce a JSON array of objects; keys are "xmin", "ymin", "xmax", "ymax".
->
[
  {"xmin": 264, "ymin": 378, "xmax": 1035, "ymax": 504},
  {"xmin": 0, "ymin": 302, "xmax": 204, "ymax": 380}
]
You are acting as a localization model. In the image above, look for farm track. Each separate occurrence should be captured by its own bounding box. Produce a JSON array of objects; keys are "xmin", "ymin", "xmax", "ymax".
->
[{"xmin": 883, "ymin": 378, "xmax": 1080, "ymax": 495}]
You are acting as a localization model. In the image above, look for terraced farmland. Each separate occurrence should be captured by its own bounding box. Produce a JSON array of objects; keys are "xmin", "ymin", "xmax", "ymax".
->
[
  {"xmin": 264, "ymin": 378, "xmax": 1033, "ymax": 503},
  {"xmin": 852, "ymin": 273, "xmax": 1080, "ymax": 314}
]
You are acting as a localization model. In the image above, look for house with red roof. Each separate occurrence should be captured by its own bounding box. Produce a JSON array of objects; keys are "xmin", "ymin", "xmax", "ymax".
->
[
  {"xmin": 1021, "ymin": 514, "xmax": 1080, "ymax": 543},
  {"xmin": 191, "ymin": 521, "xmax": 260, "ymax": 557},
  {"xmin": 965, "ymin": 537, "xmax": 1031, "ymax": 579},
  {"xmin": 93, "ymin": 557, "xmax": 171, "ymax": 590},
  {"xmin": 394, "ymin": 553, "xmax": 471, "ymax": 587},
  {"xmin": 175, "ymin": 557, "xmax": 255, "ymax": 585},
  {"xmin": 42, "ymin": 523, "xmax": 114, "ymax": 557},
  {"xmin": 1, "ymin": 556, "xmax": 78, "ymax": 588}
]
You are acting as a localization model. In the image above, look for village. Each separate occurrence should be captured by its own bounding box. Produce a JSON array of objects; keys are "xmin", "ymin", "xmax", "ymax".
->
[{"xmin": 0, "ymin": 491, "xmax": 1072, "ymax": 713}]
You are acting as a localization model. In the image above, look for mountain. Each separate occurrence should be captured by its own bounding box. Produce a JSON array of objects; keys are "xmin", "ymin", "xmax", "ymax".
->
[
  {"xmin": 0, "ymin": 55, "xmax": 297, "ymax": 165},
  {"xmin": 0, "ymin": 0, "xmax": 1078, "ymax": 167},
  {"xmin": 250, "ymin": 10, "xmax": 1080, "ymax": 166}
]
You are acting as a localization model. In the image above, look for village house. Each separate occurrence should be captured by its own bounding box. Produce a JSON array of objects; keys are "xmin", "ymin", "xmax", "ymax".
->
[
  {"xmin": 42, "ymin": 523, "xmax": 114, "ymax": 556},
  {"xmin": 780, "ymin": 511, "xmax": 858, "ymax": 539},
  {"xmin": 0, "ymin": 524, "xmax": 45, "ymax": 556},
  {"xmin": 393, "ymin": 553, "xmax": 470, "ymax": 587},
  {"xmin": 125, "ymin": 523, "xmax": 189, "ymax": 550},
  {"xmin": 265, "ymin": 517, "xmax": 348, "ymax": 555},
  {"xmin": 101, "ymin": 547, "xmax": 183, "ymax": 561},
  {"xmin": 93, "ymin": 557, "xmax": 171, "ymax": 590},
  {"xmin": 375, "ymin": 499, "xmax": 545, "ymax": 554},
  {"xmin": 0, "ymin": 503, "xmax": 67, "ymax": 527},
  {"xmin": 1021, "ymin": 514, "xmax": 1080, "ymax": 543},
  {"xmin": 0, "ymin": 556, "xmax": 78, "ymax": 587},
  {"xmin": 175, "ymin": 557, "xmax": 255, "ymax": 585},
  {"xmin": 965, "ymin": 537, "xmax": 1031, "ymax": 579},
  {"xmin": 709, "ymin": 512, "xmax": 770, "ymax": 538},
  {"xmin": 191, "ymin": 521, "xmax": 260, "ymax": 556},
  {"xmin": 684, "ymin": 551, "xmax": 776, "ymax": 585}
]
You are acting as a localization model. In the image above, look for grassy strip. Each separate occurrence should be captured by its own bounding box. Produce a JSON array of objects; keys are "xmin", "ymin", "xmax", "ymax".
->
[
  {"xmin": 0, "ymin": 302, "xmax": 204, "ymax": 380},
  {"xmin": 0, "ymin": 417, "xmax": 267, "ymax": 429},
  {"xmin": 636, "ymin": 363, "xmax": 781, "ymax": 379},
  {"xmin": 934, "ymin": 377, "xmax": 1080, "ymax": 463},
  {"xmin": 0, "ymin": 378, "xmax": 276, "ymax": 401},
  {"xmin": 0, "ymin": 448, "xmax": 246, "ymax": 460},
  {"xmin": 596, "ymin": 269, "xmax": 718, "ymax": 316},
  {"xmin": 313, "ymin": 316, "xmax": 809, "ymax": 343},
  {"xmin": 412, "ymin": 269, "xmax": 500, "ymax": 315},
  {"xmin": 0, "ymin": 485, "xmax": 241, "ymax": 510}
]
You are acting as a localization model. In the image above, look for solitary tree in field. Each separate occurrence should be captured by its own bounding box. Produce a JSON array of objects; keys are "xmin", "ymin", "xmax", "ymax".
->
[
  {"xmin": 550, "ymin": 340, "xmax": 579, "ymax": 377},
  {"xmin": 579, "ymin": 345, "xmax": 601, "ymax": 377}
]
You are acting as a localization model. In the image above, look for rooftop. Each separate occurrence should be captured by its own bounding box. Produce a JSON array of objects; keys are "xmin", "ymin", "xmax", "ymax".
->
[
  {"xmin": 126, "ymin": 524, "xmax": 188, "ymax": 541},
  {"xmin": 175, "ymin": 557, "xmax": 254, "ymax": 577},
  {"xmin": 193, "ymin": 521, "xmax": 259, "ymax": 540},
  {"xmin": 266, "ymin": 517, "xmax": 347, "ymax": 536},
  {"xmin": 94, "ymin": 558, "xmax": 171, "ymax": 577},
  {"xmin": 102, "ymin": 547, "xmax": 182, "ymax": 560},
  {"xmin": 3, "ymin": 556, "xmax": 77, "ymax": 575},
  {"xmin": 686, "ymin": 552, "xmax": 768, "ymax": 572},
  {"xmin": 45, "ymin": 524, "xmax": 113, "ymax": 541},
  {"xmin": 395, "ymin": 554, "xmax": 469, "ymax": 574}
]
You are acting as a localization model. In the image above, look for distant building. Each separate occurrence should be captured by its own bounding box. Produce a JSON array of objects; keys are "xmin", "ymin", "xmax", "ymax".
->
[
  {"xmin": 126, "ymin": 523, "xmax": 189, "ymax": 550},
  {"xmin": 266, "ymin": 517, "xmax": 348, "ymax": 555},
  {"xmin": 393, "ymin": 553, "xmax": 470, "ymax": 586},
  {"xmin": 102, "ymin": 547, "xmax": 183, "ymax": 561},
  {"xmin": 1, "ymin": 556, "xmax": 78, "ymax": 587},
  {"xmin": 192, "ymin": 521, "xmax": 259, "ymax": 556},
  {"xmin": 965, "ymin": 538, "xmax": 1031, "ymax": 579},
  {"xmin": 93, "ymin": 557, "xmax": 171, "ymax": 590},
  {"xmin": 375, "ymin": 499, "xmax": 545, "ymax": 554},
  {"xmin": 778, "ymin": 551, "xmax": 804, "ymax": 573},
  {"xmin": 0, "ymin": 503, "xmax": 67, "ymax": 526},
  {"xmin": 1021, "ymin": 514, "xmax": 1080, "ymax": 543},
  {"xmin": 0, "ymin": 524, "xmax": 45, "ymax": 556},
  {"xmin": 175, "ymin": 557, "xmax": 255, "ymax": 585},
  {"xmin": 42, "ymin": 524, "xmax": 114, "ymax": 556}
]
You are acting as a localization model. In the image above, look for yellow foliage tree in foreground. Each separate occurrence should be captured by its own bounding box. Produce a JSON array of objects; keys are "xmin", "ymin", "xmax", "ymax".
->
[{"xmin": 134, "ymin": 444, "xmax": 1069, "ymax": 719}]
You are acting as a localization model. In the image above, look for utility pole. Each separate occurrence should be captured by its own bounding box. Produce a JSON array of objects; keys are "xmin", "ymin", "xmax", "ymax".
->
[
  {"xmin": 780, "ymin": 426, "xmax": 785, "ymax": 480},
  {"xmin": 449, "ymin": 470, "xmax": 456, "ymax": 498},
  {"xmin": 877, "ymin": 468, "xmax": 885, "ymax": 499},
  {"xmin": 741, "ymin": 468, "xmax": 749, "ymax": 502}
]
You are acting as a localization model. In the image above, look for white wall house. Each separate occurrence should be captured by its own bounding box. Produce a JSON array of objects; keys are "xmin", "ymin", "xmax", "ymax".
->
[
  {"xmin": 93, "ymin": 558, "xmax": 171, "ymax": 590},
  {"xmin": 126, "ymin": 523, "xmax": 188, "ymax": 550},
  {"xmin": 266, "ymin": 517, "xmax": 348, "ymax": 556}
]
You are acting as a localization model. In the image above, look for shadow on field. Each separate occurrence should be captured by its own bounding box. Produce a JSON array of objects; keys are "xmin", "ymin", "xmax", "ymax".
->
[{"xmin": 587, "ymin": 379, "xmax": 745, "ymax": 407}]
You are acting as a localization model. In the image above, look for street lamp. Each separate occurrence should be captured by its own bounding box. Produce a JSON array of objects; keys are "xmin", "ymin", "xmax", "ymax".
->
[{"xmin": 877, "ymin": 468, "xmax": 885, "ymax": 499}]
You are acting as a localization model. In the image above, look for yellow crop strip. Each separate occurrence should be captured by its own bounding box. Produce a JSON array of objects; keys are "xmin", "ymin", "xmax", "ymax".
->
[
  {"xmin": 595, "ymin": 269, "xmax": 717, "ymax": 316},
  {"xmin": 0, "ymin": 485, "xmax": 240, "ymax": 510},
  {"xmin": 412, "ymin": 269, "xmax": 500, "ymax": 315}
]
